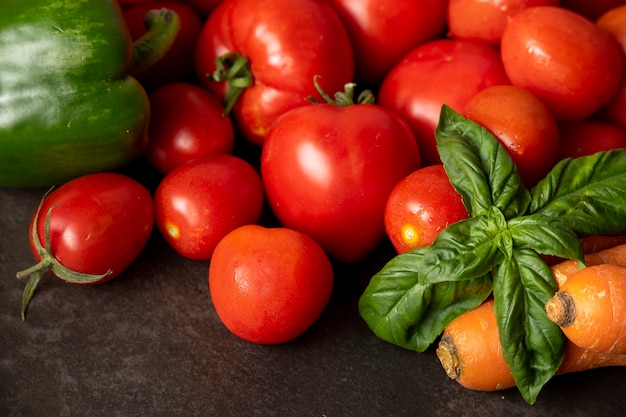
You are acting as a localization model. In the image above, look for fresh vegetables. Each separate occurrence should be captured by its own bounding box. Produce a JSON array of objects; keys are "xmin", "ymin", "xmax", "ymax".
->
[
  {"xmin": 0, "ymin": 0, "xmax": 180, "ymax": 187},
  {"xmin": 359, "ymin": 106, "xmax": 626, "ymax": 404},
  {"xmin": 16, "ymin": 173, "xmax": 154, "ymax": 319},
  {"xmin": 545, "ymin": 264, "xmax": 626, "ymax": 354}
]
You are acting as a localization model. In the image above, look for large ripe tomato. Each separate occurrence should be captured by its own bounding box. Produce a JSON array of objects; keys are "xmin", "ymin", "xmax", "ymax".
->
[
  {"xmin": 500, "ymin": 6, "xmax": 623, "ymax": 121},
  {"xmin": 194, "ymin": 0, "xmax": 354, "ymax": 146},
  {"xmin": 463, "ymin": 85, "xmax": 560, "ymax": 187},
  {"xmin": 557, "ymin": 120, "xmax": 626, "ymax": 160},
  {"xmin": 123, "ymin": 0, "xmax": 202, "ymax": 90},
  {"xmin": 447, "ymin": 0, "xmax": 559, "ymax": 45},
  {"xmin": 154, "ymin": 154, "xmax": 264, "ymax": 261},
  {"xmin": 208, "ymin": 224, "xmax": 334, "ymax": 344},
  {"xmin": 146, "ymin": 82, "xmax": 235, "ymax": 174},
  {"xmin": 18, "ymin": 172, "xmax": 154, "ymax": 318},
  {"xmin": 378, "ymin": 39, "xmax": 510, "ymax": 167},
  {"xmin": 384, "ymin": 165, "xmax": 469, "ymax": 254},
  {"xmin": 261, "ymin": 97, "xmax": 421, "ymax": 264},
  {"xmin": 328, "ymin": 0, "xmax": 446, "ymax": 86}
]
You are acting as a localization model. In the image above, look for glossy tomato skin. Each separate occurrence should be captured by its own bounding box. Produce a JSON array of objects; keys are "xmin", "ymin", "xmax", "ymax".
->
[
  {"xmin": 378, "ymin": 39, "xmax": 510, "ymax": 167},
  {"xmin": 500, "ymin": 6, "xmax": 623, "ymax": 121},
  {"xmin": 29, "ymin": 173, "xmax": 154, "ymax": 283},
  {"xmin": 384, "ymin": 165, "xmax": 469, "ymax": 254},
  {"xmin": 146, "ymin": 82, "xmax": 235, "ymax": 174},
  {"xmin": 329, "ymin": 0, "xmax": 446, "ymax": 86},
  {"xmin": 194, "ymin": 0, "xmax": 354, "ymax": 146},
  {"xmin": 123, "ymin": 1, "xmax": 202, "ymax": 91},
  {"xmin": 463, "ymin": 85, "xmax": 560, "ymax": 187},
  {"xmin": 154, "ymin": 154, "xmax": 264, "ymax": 261},
  {"xmin": 447, "ymin": 0, "xmax": 559, "ymax": 45},
  {"xmin": 261, "ymin": 103, "xmax": 421, "ymax": 264},
  {"xmin": 557, "ymin": 120, "xmax": 626, "ymax": 160},
  {"xmin": 209, "ymin": 224, "xmax": 334, "ymax": 344}
]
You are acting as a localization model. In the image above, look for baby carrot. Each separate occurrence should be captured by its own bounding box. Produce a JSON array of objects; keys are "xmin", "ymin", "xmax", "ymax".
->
[
  {"xmin": 545, "ymin": 263, "xmax": 626, "ymax": 353},
  {"xmin": 438, "ymin": 298, "xmax": 626, "ymax": 391}
]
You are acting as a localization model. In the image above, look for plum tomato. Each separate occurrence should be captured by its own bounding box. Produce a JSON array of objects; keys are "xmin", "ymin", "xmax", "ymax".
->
[
  {"xmin": 154, "ymin": 154, "xmax": 264, "ymax": 261},
  {"xmin": 500, "ymin": 6, "xmax": 623, "ymax": 121},
  {"xmin": 463, "ymin": 85, "xmax": 560, "ymax": 188},
  {"xmin": 329, "ymin": 0, "xmax": 446, "ymax": 86},
  {"xmin": 208, "ymin": 224, "xmax": 334, "ymax": 344},
  {"xmin": 378, "ymin": 38, "xmax": 510, "ymax": 166},
  {"xmin": 261, "ymin": 98, "xmax": 421, "ymax": 264},
  {"xmin": 123, "ymin": 0, "xmax": 203, "ymax": 90},
  {"xmin": 447, "ymin": 0, "xmax": 559, "ymax": 45},
  {"xmin": 557, "ymin": 120, "xmax": 626, "ymax": 160},
  {"xmin": 146, "ymin": 82, "xmax": 235, "ymax": 174},
  {"xmin": 384, "ymin": 165, "xmax": 469, "ymax": 254}
]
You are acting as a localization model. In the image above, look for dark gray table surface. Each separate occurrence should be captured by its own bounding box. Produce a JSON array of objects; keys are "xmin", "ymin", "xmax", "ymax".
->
[{"xmin": 2, "ymin": 156, "xmax": 625, "ymax": 417}]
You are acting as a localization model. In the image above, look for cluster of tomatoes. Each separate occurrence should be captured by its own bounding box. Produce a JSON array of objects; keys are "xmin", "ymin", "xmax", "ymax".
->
[{"xmin": 25, "ymin": 0, "xmax": 626, "ymax": 344}]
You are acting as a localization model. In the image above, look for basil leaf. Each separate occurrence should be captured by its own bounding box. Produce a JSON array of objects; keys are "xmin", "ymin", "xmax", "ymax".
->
[
  {"xmin": 509, "ymin": 214, "xmax": 584, "ymax": 262},
  {"xmin": 493, "ymin": 249, "xmax": 566, "ymax": 405},
  {"xmin": 435, "ymin": 105, "xmax": 531, "ymax": 219},
  {"xmin": 530, "ymin": 149, "xmax": 626, "ymax": 235},
  {"xmin": 358, "ymin": 248, "xmax": 492, "ymax": 352}
]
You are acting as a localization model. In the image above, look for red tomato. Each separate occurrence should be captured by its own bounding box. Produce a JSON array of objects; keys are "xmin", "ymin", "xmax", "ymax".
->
[
  {"xmin": 447, "ymin": 0, "xmax": 559, "ymax": 45},
  {"xmin": 146, "ymin": 82, "xmax": 235, "ymax": 174},
  {"xmin": 154, "ymin": 154, "xmax": 264, "ymax": 261},
  {"xmin": 208, "ymin": 224, "xmax": 334, "ymax": 344},
  {"xmin": 124, "ymin": 0, "xmax": 202, "ymax": 90},
  {"xmin": 194, "ymin": 0, "xmax": 354, "ymax": 146},
  {"xmin": 378, "ymin": 39, "xmax": 510, "ymax": 166},
  {"xmin": 557, "ymin": 120, "xmax": 626, "ymax": 160},
  {"xmin": 261, "ymin": 102, "xmax": 421, "ymax": 264},
  {"xmin": 500, "ymin": 6, "xmax": 623, "ymax": 121},
  {"xmin": 328, "ymin": 0, "xmax": 446, "ymax": 86},
  {"xmin": 28, "ymin": 173, "xmax": 154, "ymax": 283},
  {"xmin": 560, "ymin": 0, "xmax": 626, "ymax": 20},
  {"xmin": 384, "ymin": 165, "xmax": 469, "ymax": 254},
  {"xmin": 597, "ymin": 5, "xmax": 626, "ymax": 130},
  {"xmin": 463, "ymin": 85, "xmax": 560, "ymax": 187}
]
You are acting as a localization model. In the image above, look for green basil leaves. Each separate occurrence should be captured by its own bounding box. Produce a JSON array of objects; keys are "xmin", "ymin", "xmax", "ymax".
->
[{"xmin": 358, "ymin": 105, "xmax": 626, "ymax": 404}]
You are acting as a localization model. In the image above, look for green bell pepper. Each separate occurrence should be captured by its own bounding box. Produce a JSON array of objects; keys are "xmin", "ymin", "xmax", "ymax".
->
[{"xmin": 0, "ymin": 0, "xmax": 180, "ymax": 187}]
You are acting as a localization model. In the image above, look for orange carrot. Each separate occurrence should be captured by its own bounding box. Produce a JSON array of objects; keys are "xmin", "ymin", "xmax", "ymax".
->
[
  {"xmin": 551, "ymin": 242, "xmax": 626, "ymax": 287},
  {"xmin": 437, "ymin": 298, "xmax": 626, "ymax": 391},
  {"xmin": 545, "ymin": 263, "xmax": 626, "ymax": 354}
]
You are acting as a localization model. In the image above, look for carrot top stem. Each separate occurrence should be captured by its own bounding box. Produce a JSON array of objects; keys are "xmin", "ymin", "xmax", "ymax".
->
[
  {"xmin": 436, "ymin": 334, "xmax": 461, "ymax": 380},
  {"xmin": 545, "ymin": 292, "xmax": 576, "ymax": 327}
]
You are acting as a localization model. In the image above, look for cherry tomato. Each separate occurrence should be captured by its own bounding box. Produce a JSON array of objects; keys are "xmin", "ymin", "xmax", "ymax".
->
[
  {"xmin": 208, "ymin": 224, "xmax": 334, "ymax": 344},
  {"xmin": 328, "ymin": 0, "xmax": 446, "ymax": 86},
  {"xmin": 463, "ymin": 85, "xmax": 560, "ymax": 187},
  {"xmin": 560, "ymin": 0, "xmax": 626, "ymax": 20},
  {"xmin": 384, "ymin": 165, "xmax": 469, "ymax": 254},
  {"xmin": 447, "ymin": 0, "xmax": 559, "ymax": 45},
  {"xmin": 124, "ymin": 0, "xmax": 202, "ymax": 90},
  {"xmin": 154, "ymin": 154, "xmax": 265, "ymax": 261},
  {"xmin": 378, "ymin": 39, "xmax": 510, "ymax": 166},
  {"xmin": 194, "ymin": 0, "xmax": 354, "ymax": 146},
  {"xmin": 557, "ymin": 120, "xmax": 626, "ymax": 160},
  {"xmin": 146, "ymin": 82, "xmax": 235, "ymax": 174},
  {"xmin": 261, "ymin": 100, "xmax": 421, "ymax": 264},
  {"xmin": 29, "ymin": 173, "xmax": 154, "ymax": 282},
  {"xmin": 500, "ymin": 6, "xmax": 623, "ymax": 121},
  {"xmin": 597, "ymin": 5, "xmax": 626, "ymax": 130}
]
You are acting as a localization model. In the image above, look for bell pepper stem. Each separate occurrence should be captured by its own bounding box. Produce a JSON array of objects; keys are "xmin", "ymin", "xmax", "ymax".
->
[{"xmin": 130, "ymin": 8, "xmax": 181, "ymax": 77}]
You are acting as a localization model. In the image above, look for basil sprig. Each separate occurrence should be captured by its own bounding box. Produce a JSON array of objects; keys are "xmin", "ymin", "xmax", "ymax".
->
[{"xmin": 358, "ymin": 105, "xmax": 626, "ymax": 404}]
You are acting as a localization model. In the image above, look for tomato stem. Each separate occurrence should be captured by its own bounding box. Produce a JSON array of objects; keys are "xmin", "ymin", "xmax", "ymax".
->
[
  {"xmin": 210, "ymin": 52, "xmax": 254, "ymax": 115},
  {"xmin": 308, "ymin": 75, "xmax": 375, "ymax": 107}
]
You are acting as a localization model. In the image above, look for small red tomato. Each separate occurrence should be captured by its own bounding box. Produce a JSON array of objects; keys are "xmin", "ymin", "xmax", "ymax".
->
[
  {"xmin": 123, "ymin": 0, "xmax": 202, "ymax": 90},
  {"xmin": 209, "ymin": 224, "xmax": 334, "ymax": 344},
  {"xmin": 154, "ymin": 154, "xmax": 264, "ymax": 261},
  {"xmin": 557, "ymin": 120, "xmax": 626, "ymax": 160},
  {"xmin": 378, "ymin": 39, "xmax": 510, "ymax": 166},
  {"xmin": 463, "ymin": 85, "xmax": 560, "ymax": 187},
  {"xmin": 447, "ymin": 0, "xmax": 559, "ymax": 45},
  {"xmin": 500, "ymin": 6, "xmax": 623, "ymax": 121},
  {"xmin": 384, "ymin": 165, "xmax": 469, "ymax": 253},
  {"xmin": 146, "ymin": 82, "xmax": 235, "ymax": 174}
]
